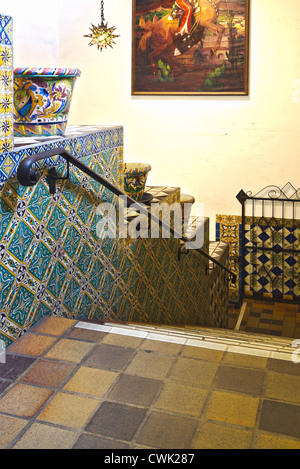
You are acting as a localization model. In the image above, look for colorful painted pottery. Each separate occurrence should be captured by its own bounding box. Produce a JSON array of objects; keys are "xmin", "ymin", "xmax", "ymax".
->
[
  {"xmin": 123, "ymin": 163, "xmax": 152, "ymax": 201},
  {"xmin": 180, "ymin": 193, "xmax": 195, "ymax": 225},
  {"xmin": 13, "ymin": 67, "xmax": 81, "ymax": 137}
]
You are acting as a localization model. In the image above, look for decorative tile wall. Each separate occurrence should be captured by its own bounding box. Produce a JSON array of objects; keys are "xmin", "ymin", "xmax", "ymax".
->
[
  {"xmin": 0, "ymin": 14, "xmax": 13, "ymax": 154},
  {"xmin": 209, "ymin": 241, "xmax": 230, "ymax": 328},
  {"xmin": 0, "ymin": 126, "xmax": 229, "ymax": 345},
  {"xmin": 0, "ymin": 126, "xmax": 123, "ymax": 344},
  {"xmin": 216, "ymin": 215, "xmax": 242, "ymax": 304}
]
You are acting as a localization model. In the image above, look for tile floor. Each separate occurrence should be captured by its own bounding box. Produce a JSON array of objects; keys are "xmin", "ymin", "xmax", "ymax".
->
[
  {"xmin": 1, "ymin": 316, "xmax": 300, "ymax": 449},
  {"xmin": 228, "ymin": 299, "xmax": 300, "ymax": 338}
]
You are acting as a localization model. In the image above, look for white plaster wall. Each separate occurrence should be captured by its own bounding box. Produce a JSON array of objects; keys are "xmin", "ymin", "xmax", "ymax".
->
[{"xmin": 3, "ymin": 0, "xmax": 300, "ymax": 239}]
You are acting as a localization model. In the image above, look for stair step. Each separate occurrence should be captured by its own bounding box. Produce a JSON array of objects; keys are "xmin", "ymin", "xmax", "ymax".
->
[{"xmin": 76, "ymin": 320, "xmax": 295, "ymax": 362}]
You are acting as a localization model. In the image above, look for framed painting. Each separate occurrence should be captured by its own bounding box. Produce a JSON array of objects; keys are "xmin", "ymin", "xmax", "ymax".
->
[{"xmin": 132, "ymin": 0, "xmax": 250, "ymax": 95}]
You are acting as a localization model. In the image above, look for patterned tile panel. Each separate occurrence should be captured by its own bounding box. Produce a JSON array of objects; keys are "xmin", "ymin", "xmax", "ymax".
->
[
  {"xmin": 0, "ymin": 125, "xmax": 124, "ymax": 184},
  {"xmin": 244, "ymin": 216, "xmax": 300, "ymax": 301},
  {"xmin": 0, "ymin": 14, "xmax": 13, "ymax": 154},
  {"xmin": 209, "ymin": 241, "xmax": 230, "ymax": 328},
  {"xmin": 216, "ymin": 214, "xmax": 300, "ymax": 305},
  {"xmin": 216, "ymin": 215, "xmax": 242, "ymax": 304},
  {"xmin": 0, "ymin": 126, "xmax": 228, "ymax": 344}
]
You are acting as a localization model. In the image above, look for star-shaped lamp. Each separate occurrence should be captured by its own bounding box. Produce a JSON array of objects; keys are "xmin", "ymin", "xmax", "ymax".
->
[{"xmin": 84, "ymin": 1, "xmax": 119, "ymax": 51}]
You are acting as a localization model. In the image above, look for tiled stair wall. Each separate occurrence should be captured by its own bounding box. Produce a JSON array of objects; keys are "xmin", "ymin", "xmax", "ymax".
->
[{"xmin": 0, "ymin": 125, "xmax": 229, "ymax": 345}]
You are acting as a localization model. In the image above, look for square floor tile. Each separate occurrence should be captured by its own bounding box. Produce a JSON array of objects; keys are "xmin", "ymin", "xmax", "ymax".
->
[
  {"xmin": 213, "ymin": 366, "xmax": 265, "ymax": 395},
  {"xmin": 255, "ymin": 432, "xmax": 300, "ymax": 449},
  {"xmin": 73, "ymin": 433, "xmax": 131, "ymax": 449},
  {"xmin": 0, "ymin": 383, "xmax": 53, "ymax": 418},
  {"xmin": 194, "ymin": 421, "xmax": 253, "ymax": 449},
  {"xmin": 8, "ymin": 334, "xmax": 57, "ymax": 357},
  {"xmin": 83, "ymin": 344, "xmax": 136, "ymax": 371},
  {"xmin": 21, "ymin": 360, "xmax": 75, "ymax": 388},
  {"xmin": 181, "ymin": 345, "xmax": 224, "ymax": 362},
  {"xmin": 259, "ymin": 399, "xmax": 300, "ymax": 439},
  {"xmin": 102, "ymin": 333, "xmax": 143, "ymax": 349},
  {"xmin": 169, "ymin": 357, "xmax": 218, "ymax": 387},
  {"xmin": 107, "ymin": 374, "xmax": 163, "ymax": 406},
  {"xmin": 66, "ymin": 327, "xmax": 107, "ymax": 342},
  {"xmin": 63, "ymin": 367, "xmax": 119, "ymax": 397},
  {"xmin": 31, "ymin": 316, "xmax": 76, "ymax": 336},
  {"xmin": 13, "ymin": 422, "xmax": 78, "ymax": 449},
  {"xmin": 268, "ymin": 358, "xmax": 300, "ymax": 376},
  {"xmin": 223, "ymin": 352, "xmax": 268, "ymax": 369},
  {"xmin": 154, "ymin": 381, "xmax": 208, "ymax": 416},
  {"xmin": 37, "ymin": 392, "xmax": 99, "ymax": 429},
  {"xmin": 124, "ymin": 350, "xmax": 175, "ymax": 380},
  {"xmin": 85, "ymin": 402, "xmax": 147, "ymax": 441},
  {"xmin": 265, "ymin": 372, "xmax": 300, "ymax": 403},
  {"xmin": 205, "ymin": 391, "xmax": 259, "ymax": 427},
  {"xmin": 0, "ymin": 354, "xmax": 36, "ymax": 380},
  {"xmin": 0, "ymin": 414, "xmax": 29, "ymax": 449},
  {"xmin": 136, "ymin": 411, "xmax": 198, "ymax": 449},
  {"xmin": 44, "ymin": 338, "xmax": 94, "ymax": 363}
]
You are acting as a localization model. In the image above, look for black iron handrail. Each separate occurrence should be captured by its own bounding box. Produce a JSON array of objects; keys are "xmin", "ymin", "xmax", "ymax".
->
[{"xmin": 17, "ymin": 147, "xmax": 236, "ymax": 283}]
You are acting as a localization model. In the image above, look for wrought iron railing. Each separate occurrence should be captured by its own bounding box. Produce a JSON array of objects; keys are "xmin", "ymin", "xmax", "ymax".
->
[{"xmin": 17, "ymin": 147, "xmax": 236, "ymax": 283}]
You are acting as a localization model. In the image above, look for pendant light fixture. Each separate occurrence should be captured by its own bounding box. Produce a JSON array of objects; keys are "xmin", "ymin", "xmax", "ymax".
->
[{"xmin": 84, "ymin": 0, "xmax": 119, "ymax": 52}]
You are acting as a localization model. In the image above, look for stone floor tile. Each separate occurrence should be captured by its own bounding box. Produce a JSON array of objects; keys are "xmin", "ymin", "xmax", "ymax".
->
[
  {"xmin": 0, "ymin": 414, "xmax": 29, "ymax": 449},
  {"xmin": 136, "ymin": 411, "xmax": 198, "ymax": 449},
  {"xmin": 140, "ymin": 339, "xmax": 182, "ymax": 355},
  {"xmin": 205, "ymin": 391, "xmax": 259, "ymax": 427},
  {"xmin": 85, "ymin": 402, "xmax": 147, "ymax": 441},
  {"xmin": 254, "ymin": 432, "xmax": 300, "ymax": 449},
  {"xmin": 107, "ymin": 374, "xmax": 163, "ymax": 406},
  {"xmin": 213, "ymin": 365, "xmax": 265, "ymax": 395},
  {"xmin": 31, "ymin": 316, "xmax": 76, "ymax": 336},
  {"xmin": 265, "ymin": 372, "xmax": 300, "ymax": 403},
  {"xmin": 0, "ymin": 354, "xmax": 36, "ymax": 380},
  {"xmin": 73, "ymin": 433, "xmax": 131, "ymax": 449},
  {"xmin": 259, "ymin": 400, "xmax": 300, "ymax": 439},
  {"xmin": 63, "ymin": 367, "xmax": 119, "ymax": 397},
  {"xmin": 267, "ymin": 358, "xmax": 300, "ymax": 376},
  {"xmin": 222, "ymin": 352, "xmax": 268, "ymax": 369},
  {"xmin": 0, "ymin": 383, "xmax": 53, "ymax": 418},
  {"xmin": 153, "ymin": 381, "xmax": 208, "ymax": 416},
  {"xmin": 12, "ymin": 422, "xmax": 78, "ymax": 449},
  {"xmin": 21, "ymin": 359, "xmax": 75, "ymax": 387},
  {"xmin": 66, "ymin": 327, "xmax": 107, "ymax": 342},
  {"xmin": 8, "ymin": 334, "xmax": 57, "ymax": 357},
  {"xmin": 37, "ymin": 392, "xmax": 99, "ymax": 429},
  {"xmin": 124, "ymin": 350, "xmax": 175, "ymax": 380},
  {"xmin": 169, "ymin": 357, "xmax": 218, "ymax": 387},
  {"xmin": 194, "ymin": 421, "xmax": 253, "ymax": 449},
  {"xmin": 82, "ymin": 344, "xmax": 136, "ymax": 371},
  {"xmin": 44, "ymin": 338, "xmax": 94, "ymax": 363}
]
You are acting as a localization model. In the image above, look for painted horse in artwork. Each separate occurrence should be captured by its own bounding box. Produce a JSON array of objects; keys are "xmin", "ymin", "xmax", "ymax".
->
[{"xmin": 137, "ymin": 0, "xmax": 225, "ymax": 69}]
